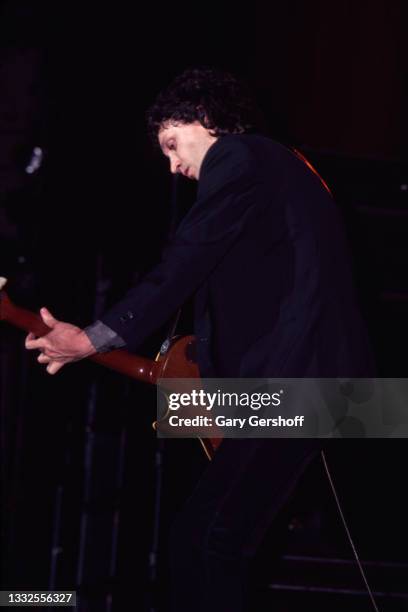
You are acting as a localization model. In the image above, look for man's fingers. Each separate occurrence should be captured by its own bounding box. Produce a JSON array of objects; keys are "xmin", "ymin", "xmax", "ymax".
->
[
  {"xmin": 25, "ymin": 332, "xmax": 36, "ymax": 348},
  {"xmin": 40, "ymin": 307, "xmax": 59, "ymax": 329},
  {"xmin": 25, "ymin": 336, "xmax": 46, "ymax": 350},
  {"xmin": 38, "ymin": 353, "xmax": 51, "ymax": 364},
  {"xmin": 47, "ymin": 361, "xmax": 64, "ymax": 375}
]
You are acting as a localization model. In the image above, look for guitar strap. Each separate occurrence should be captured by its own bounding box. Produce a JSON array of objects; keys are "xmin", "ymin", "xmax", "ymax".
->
[{"xmin": 162, "ymin": 309, "xmax": 182, "ymax": 354}]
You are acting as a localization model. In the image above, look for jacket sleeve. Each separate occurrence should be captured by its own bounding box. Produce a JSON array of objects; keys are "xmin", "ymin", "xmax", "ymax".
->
[
  {"xmin": 84, "ymin": 319, "xmax": 126, "ymax": 352},
  {"xmin": 98, "ymin": 137, "xmax": 260, "ymax": 351}
]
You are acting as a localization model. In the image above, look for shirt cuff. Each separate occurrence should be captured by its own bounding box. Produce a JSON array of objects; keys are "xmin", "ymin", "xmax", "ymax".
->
[{"xmin": 84, "ymin": 320, "xmax": 126, "ymax": 353}]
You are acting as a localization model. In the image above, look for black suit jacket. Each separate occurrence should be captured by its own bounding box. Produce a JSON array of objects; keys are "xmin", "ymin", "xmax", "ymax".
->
[{"xmin": 100, "ymin": 134, "xmax": 374, "ymax": 377}]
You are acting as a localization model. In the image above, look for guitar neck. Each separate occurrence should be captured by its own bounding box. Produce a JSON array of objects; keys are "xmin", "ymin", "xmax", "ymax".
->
[{"xmin": 0, "ymin": 292, "xmax": 159, "ymax": 385}]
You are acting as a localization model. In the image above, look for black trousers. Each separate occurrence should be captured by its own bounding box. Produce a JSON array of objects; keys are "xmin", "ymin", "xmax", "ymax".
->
[{"xmin": 169, "ymin": 438, "xmax": 321, "ymax": 612}]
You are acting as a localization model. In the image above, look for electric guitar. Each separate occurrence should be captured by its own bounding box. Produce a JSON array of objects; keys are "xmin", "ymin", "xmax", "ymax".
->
[{"xmin": 0, "ymin": 277, "xmax": 221, "ymax": 460}]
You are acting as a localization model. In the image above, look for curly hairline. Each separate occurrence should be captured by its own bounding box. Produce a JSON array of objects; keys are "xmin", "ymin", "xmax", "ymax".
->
[{"xmin": 146, "ymin": 68, "xmax": 260, "ymax": 142}]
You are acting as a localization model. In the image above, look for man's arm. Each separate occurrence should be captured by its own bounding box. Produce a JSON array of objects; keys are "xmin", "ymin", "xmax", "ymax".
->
[
  {"xmin": 26, "ymin": 137, "xmax": 260, "ymax": 372},
  {"xmin": 99, "ymin": 137, "xmax": 260, "ymax": 351}
]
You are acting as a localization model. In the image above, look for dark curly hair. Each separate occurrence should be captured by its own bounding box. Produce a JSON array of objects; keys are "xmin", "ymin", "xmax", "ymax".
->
[{"xmin": 146, "ymin": 67, "xmax": 263, "ymax": 142}]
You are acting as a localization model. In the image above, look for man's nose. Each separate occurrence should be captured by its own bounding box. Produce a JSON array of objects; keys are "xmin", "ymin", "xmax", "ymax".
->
[{"xmin": 170, "ymin": 157, "xmax": 181, "ymax": 174}]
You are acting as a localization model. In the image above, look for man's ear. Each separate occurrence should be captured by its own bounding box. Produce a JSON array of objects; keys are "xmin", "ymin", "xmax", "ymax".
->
[
  {"xmin": 196, "ymin": 105, "xmax": 209, "ymax": 126},
  {"xmin": 196, "ymin": 106, "xmax": 217, "ymax": 137}
]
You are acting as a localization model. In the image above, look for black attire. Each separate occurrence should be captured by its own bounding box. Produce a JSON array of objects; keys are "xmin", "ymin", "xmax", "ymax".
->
[{"xmin": 86, "ymin": 134, "xmax": 374, "ymax": 611}]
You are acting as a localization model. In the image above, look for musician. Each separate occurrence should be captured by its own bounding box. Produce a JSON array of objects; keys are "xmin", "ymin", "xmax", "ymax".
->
[{"xmin": 25, "ymin": 68, "xmax": 374, "ymax": 611}]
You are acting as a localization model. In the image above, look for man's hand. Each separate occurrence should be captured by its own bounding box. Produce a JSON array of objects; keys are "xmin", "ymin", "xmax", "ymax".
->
[{"xmin": 25, "ymin": 307, "xmax": 97, "ymax": 375}]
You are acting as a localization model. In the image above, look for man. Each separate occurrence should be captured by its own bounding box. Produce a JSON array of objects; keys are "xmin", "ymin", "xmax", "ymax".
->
[{"xmin": 25, "ymin": 68, "xmax": 374, "ymax": 611}]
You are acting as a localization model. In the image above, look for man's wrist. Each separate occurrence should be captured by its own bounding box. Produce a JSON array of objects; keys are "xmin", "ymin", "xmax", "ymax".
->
[{"xmin": 78, "ymin": 329, "xmax": 98, "ymax": 357}]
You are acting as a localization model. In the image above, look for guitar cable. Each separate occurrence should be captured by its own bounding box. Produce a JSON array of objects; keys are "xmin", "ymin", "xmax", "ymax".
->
[{"xmin": 320, "ymin": 449, "xmax": 381, "ymax": 612}]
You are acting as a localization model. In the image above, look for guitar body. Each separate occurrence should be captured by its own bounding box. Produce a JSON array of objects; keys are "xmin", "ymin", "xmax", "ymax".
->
[
  {"xmin": 154, "ymin": 335, "xmax": 222, "ymax": 460},
  {"xmin": 0, "ymin": 280, "xmax": 221, "ymax": 460}
]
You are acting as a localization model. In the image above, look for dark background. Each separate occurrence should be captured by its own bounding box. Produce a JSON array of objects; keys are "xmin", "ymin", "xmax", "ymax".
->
[{"xmin": 1, "ymin": 1, "xmax": 407, "ymax": 611}]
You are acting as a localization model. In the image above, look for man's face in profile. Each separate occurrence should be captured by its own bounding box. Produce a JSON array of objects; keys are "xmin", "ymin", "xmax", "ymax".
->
[{"xmin": 158, "ymin": 121, "xmax": 218, "ymax": 180}]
